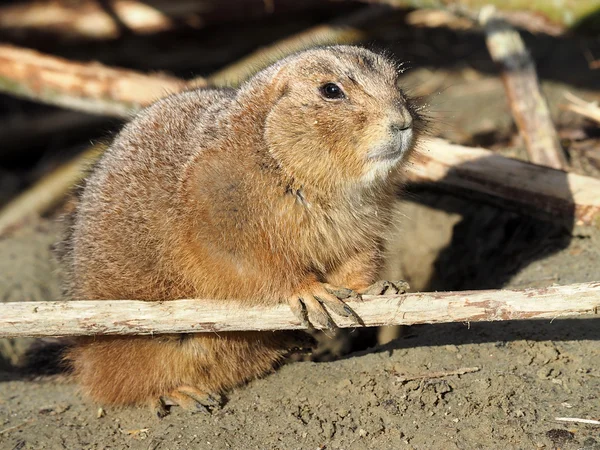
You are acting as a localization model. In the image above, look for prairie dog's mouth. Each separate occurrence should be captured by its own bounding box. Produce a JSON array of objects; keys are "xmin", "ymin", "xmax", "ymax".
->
[{"xmin": 367, "ymin": 128, "xmax": 413, "ymax": 162}]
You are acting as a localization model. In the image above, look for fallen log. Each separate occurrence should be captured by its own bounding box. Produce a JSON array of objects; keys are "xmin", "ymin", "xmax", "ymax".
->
[
  {"xmin": 0, "ymin": 44, "xmax": 185, "ymax": 118},
  {"xmin": 408, "ymin": 139, "xmax": 600, "ymax": 227},
  {"xmin": 0, "ymin": 282, "xmax": 598, "ymax": 338}
]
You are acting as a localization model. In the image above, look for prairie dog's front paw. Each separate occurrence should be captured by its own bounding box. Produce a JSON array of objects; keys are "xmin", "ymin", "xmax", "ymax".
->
[
  {"xmin": 360, "ymin": 280, "xmax": 409, "ymax": 296},
  {"xmin": 287, "ymin": 282, "xmax": 362, "ymax": 330}
]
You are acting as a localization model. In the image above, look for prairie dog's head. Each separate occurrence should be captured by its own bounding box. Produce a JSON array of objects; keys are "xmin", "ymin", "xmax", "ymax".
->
[{"xmin": 254, "ymin": 45, "xmax": 419, "ymax": 191}]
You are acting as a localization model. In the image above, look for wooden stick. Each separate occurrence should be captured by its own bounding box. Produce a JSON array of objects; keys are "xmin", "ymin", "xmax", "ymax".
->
[
  {"xmin": 0, "ymin": 0, "xmax": 322, "ymax": 40},
  {"xmin": 555, "ymin": 417, "xmax": 600, "ymax": 426},
  {"xmin": 1, "ymin": 282, "xmax": 598, "ymax": 338},
  {"xmin": 392, "ymin": 367, "xmax": 480, "ymax": 383},
  {"xmin": 0, "ymin": 44, "xmax": 186, "ymax": 118},
  {"xmin": 407, "ymin": 139, "xmax": 600, "ymax": 227},
  {"xmin": 480, "ymin": 8, "xmax": 567, "ymax": 170},
  {"xmin": 563, "ymin": 91, "xmax": 600, "ymax": 124}
]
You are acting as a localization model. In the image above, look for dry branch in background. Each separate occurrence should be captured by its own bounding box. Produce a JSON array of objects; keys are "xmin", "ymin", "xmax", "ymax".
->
[
  {"xmin": 563, "ymin": 92, "xmax": 600, "ymax": 124},
  {"xmin": 480, "ymin": 8, "xmax": 567, "ymax": 170},
  {"xmin": 0, "ymin": 44, "xmax": 186, "ymax": 118},
  {"xmin": 408, "ymin": 139, "xmax": 600, "ymax": 227},
  {"xmin": 1, "ymin": 282, "xmax": 598, "ymax": 338},
  {"xmin": 354, "ymin": 0, "xmax": 600, "ymax": 35},
  {"xmin": 0, "ymin": 0, "xmax": 178, "ymax": 39},
  {"xmin": 0, "ymin": 0, "xmax": 322, "ymax": 40}
]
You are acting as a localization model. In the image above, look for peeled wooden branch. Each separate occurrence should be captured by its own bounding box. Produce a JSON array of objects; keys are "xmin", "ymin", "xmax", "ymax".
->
[
  {"xmin": 1, "ymin": 282, "xmax": 598, "ymax": 338},
  {"xmin": 0, "ymin": 44, "xmax": 186, "ymax": 118},
  {"xmin": 408, "ymin": 139, "xmax": 600, "ymax": 227},
  {"xmin": 480, "ymin": 8, "xmax": 567, "ymax": 170},
  {"xmin": 563, "ymin": 92, "xmax": 600, "ymax": 124}
]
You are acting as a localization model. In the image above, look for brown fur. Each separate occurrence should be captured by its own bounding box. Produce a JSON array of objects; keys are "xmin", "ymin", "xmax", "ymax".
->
[{"xmin": 63, "ymin": 46, "xmax": 420, "ymax": 412}]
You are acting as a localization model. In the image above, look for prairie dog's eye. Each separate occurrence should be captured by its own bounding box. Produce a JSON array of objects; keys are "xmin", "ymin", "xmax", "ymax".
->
[{"xmin": 319, "ymin": 83, "xmax": 345, "ymax": 100}]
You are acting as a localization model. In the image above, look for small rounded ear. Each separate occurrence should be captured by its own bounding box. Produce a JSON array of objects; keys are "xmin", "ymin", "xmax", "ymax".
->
[
  {"xmin": 268, "ymin": 64, "xmax": 291, "ymax": 101},
  {"xmin": 239, "ymin": 61, "xmax": 291, "ymax": 108}
]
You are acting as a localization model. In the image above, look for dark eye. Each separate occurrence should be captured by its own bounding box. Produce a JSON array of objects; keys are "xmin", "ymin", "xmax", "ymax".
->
[{"xmin": 319, "ymin": 83, "xmax": 345, "ymax": 100}]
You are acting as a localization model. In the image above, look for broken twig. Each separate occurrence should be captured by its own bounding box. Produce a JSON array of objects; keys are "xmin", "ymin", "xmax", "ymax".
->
[
  {"xmin": 555, "ymin": 417, "xmax": 600, "ymax": 426},
  {"xmin": 0, "ymin": 282, "xmax": 598, "ymax": 338},
  {"xmin": 563, "ymin": 92, "xmax": 600, "ymax": 124},
  {"xmin": 392, "ymin": 367, "xmax": 481, "ymax": 383}
]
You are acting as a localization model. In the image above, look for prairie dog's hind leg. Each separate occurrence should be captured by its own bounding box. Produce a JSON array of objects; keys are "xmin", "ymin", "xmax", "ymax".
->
[{"xmin": 66, "ymin": 333, "xmax": 291, "ymax": 416}]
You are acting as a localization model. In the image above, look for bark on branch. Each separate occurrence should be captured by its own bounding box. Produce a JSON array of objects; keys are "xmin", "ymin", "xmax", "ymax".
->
[
  {"xmin": 1, "ymin": 282, "xmax": 598, "ymax": 338},
  {"xmin": 480, "ymin": 9, "xmax": 567, "ymax": 170},
  {"xmin": 408, "ymin": 139, "xmax": 600, "ymax": 227},
  {"xmin": 0, "ymin": 44, "xmax": 186, "ymax": 118}
]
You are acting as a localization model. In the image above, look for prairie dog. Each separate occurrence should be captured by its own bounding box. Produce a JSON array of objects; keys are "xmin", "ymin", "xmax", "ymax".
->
[{"xmin": 63, "ymin": 45, "xmax": 420, "ymax": 416}]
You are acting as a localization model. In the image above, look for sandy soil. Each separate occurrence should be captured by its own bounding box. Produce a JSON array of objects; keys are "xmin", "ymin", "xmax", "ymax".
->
[{"xmin": 0, "ymin": 317, "xmax": 599, "ymax": 450}]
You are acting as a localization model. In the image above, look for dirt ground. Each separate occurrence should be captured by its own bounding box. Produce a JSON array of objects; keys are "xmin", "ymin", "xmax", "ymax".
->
[{"xmin": 1, "ymin": 5, "xmax": 600, "ymax": 450}]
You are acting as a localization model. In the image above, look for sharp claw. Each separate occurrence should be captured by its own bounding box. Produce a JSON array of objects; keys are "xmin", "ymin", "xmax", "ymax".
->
[
  {"xmin": 155, "ymin": 398, "xmax": 170, "ymax": 418},
  {"xmin": 325, "ymin": 286, "xmax": 354, "ymax": 299},
  {"xmin": 193, "ymin": 402, "xmax": 210, "ymax": 414},
  {"xmin": 204, "ymin": 394, "xmax": 222, "ymax": 407}
]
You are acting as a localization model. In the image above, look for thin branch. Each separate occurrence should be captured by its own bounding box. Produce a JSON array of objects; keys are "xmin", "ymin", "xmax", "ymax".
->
[
  {"xmin": 480, "ymin": 7, "xmax": 567, "ymax": 170},
  {"xmin": 408, "ymin": 139, "xmax": 600, "ymax": 227},
  {"xmin": 392, "ymin": 367, "xmax": 480, "ymax": 383},
  {"xmin": 563, "ymin": 91, "xmax": 600, "ymax": 124},
  {"xmin": 0, "ymin": 44, "xmax": 187, "ymax": 118},
  {"xmin": 1, "ymin": 282, "xmax": 598, "ymax": 338},
  {"xmin": 555, "ymin": 417, "xmax": 600, "ymax": 426}
]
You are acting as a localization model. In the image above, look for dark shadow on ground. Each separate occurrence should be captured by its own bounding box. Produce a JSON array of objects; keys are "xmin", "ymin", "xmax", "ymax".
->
[{"xmin": 346, "ymin": 318, "xmax": 600, "ymax": 360}]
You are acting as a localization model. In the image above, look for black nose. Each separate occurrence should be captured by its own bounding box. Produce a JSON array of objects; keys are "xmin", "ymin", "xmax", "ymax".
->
[{"xmin": 389, "ymin": 122, "xmax": 412, "ymax": 134}]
